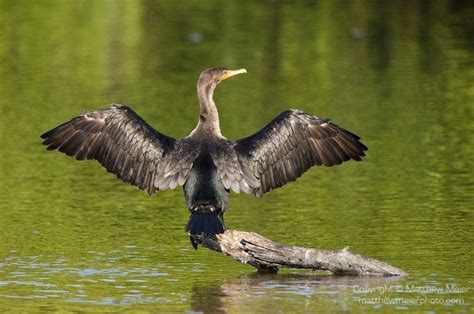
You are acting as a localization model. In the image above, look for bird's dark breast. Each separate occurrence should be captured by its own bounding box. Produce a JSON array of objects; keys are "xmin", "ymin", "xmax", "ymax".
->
[{"xmin": 183, "ymin": 148, "xmax": 229, "ymax": 213}]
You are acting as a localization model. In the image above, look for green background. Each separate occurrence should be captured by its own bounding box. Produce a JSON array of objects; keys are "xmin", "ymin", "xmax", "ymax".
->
[{"xmin": 0, "ymin": 0, "xmax": 472, "ymax": 312}]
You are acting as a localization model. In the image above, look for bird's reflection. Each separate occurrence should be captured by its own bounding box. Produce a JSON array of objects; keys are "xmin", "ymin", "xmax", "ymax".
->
[
  {"xmin": 190, "ymin": 281, "xmax": 227, "ymax": 314},
  {"xmin": 189, "ymin": 272, "xmax": 404, "ymax": 313}
]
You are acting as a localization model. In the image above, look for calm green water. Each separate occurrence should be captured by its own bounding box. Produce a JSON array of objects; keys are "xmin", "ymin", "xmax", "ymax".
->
[{"xmin": 0, "ymin": 0, "xmax": 473, "ymax": 312}]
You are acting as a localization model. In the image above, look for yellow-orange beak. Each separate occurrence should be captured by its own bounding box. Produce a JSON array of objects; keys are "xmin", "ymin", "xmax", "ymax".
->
[{"xmin": 221, "ymin": 68, "xmax": 247, "ymax": 81}]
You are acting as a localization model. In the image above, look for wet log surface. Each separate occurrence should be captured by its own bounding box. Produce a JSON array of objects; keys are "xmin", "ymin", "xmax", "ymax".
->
[{"xmin": 196, "ymin": 230, "xmax": 406, "ymax": 276}]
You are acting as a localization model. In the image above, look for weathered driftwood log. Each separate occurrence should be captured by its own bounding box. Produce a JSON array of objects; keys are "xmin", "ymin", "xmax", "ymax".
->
[{"xmin": 196, "ymin": 230, "xmax": 406, "ymax": 276}]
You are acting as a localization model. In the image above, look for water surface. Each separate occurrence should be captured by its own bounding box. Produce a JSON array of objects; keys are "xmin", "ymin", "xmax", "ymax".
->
[{"xmin": 0, "ymin": 0, "xmax": 473, "ymax": 312}]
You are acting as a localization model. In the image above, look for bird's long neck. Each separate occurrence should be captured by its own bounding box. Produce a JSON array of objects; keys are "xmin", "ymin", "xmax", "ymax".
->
[{"xmin": 192, "ymin": 81, "xmax": 222, "ymax": 137}]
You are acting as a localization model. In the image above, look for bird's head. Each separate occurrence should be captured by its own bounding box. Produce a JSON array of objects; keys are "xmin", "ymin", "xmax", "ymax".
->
[
  {"xmin": 196, "ymin": 67, "xmax": 247, "ymax": 126},
  {"xmin": 198, "ymin": 67, "xmax": 247, "ymax": 89}
]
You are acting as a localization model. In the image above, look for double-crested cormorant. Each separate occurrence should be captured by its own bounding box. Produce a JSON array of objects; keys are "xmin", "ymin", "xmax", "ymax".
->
[{"xmin": 41, "ymin": 67, "xmax": 367, "ymax": 248}]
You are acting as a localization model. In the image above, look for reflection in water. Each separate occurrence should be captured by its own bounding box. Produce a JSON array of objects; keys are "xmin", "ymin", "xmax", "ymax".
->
[
  {"xmin": 190, "ymin": 273, "xmax": 404, "ymax": 313},
  {"xmin": 367, "ymin": 1, "xmax": 391, "ymax": 72},
  {"xmin": 191, "ymin": 282, "xmax": 227, "ymax": 314}
]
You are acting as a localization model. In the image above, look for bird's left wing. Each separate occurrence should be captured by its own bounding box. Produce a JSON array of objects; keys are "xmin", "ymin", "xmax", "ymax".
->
[
  {"xmin": 41, "ymin": 104, "xmax": 197, "ymax": 194},
  {"xmin": 234, "ymin": 110, "xmax": 368, "ymax": 197}
]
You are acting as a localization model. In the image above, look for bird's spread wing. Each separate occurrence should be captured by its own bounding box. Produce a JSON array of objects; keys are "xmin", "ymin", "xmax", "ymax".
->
[
  {"xmin": 41, "ymin": 104, "xmax": 197, "ymax": 194},
  {"xmin": 234, "ymin": 110, "xmax": 368, "ymax": 197}
]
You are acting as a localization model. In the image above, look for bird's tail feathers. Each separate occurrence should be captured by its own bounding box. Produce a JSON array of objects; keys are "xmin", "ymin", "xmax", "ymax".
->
[{"xmin": 185, "ymin": 205, "xmax": 225, "ymax": 249}]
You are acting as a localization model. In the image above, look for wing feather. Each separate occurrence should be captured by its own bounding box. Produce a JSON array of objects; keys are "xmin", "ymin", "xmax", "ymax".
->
[
  {"xmin": 41, "ymin": 104, "xmax": 197, "ymax": 194},
  {"xmin": 235, "ymin": 110, "xmax": 368, "ymax": 196}
]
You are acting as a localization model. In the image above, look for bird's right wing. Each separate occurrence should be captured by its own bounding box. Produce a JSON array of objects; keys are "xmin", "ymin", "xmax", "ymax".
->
[
  {"xmin": 41, "ymin": 104, "xmax": 197, "ymax": 194},
  {"xmin": 235, "ymin": 110, "xmax": 368, "ymax": 197}
]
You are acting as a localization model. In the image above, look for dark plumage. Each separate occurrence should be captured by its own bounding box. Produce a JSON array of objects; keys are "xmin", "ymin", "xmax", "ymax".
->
[{"xmin": 41, "ymin": 67, "xmax": 367, "ymax": 248}]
